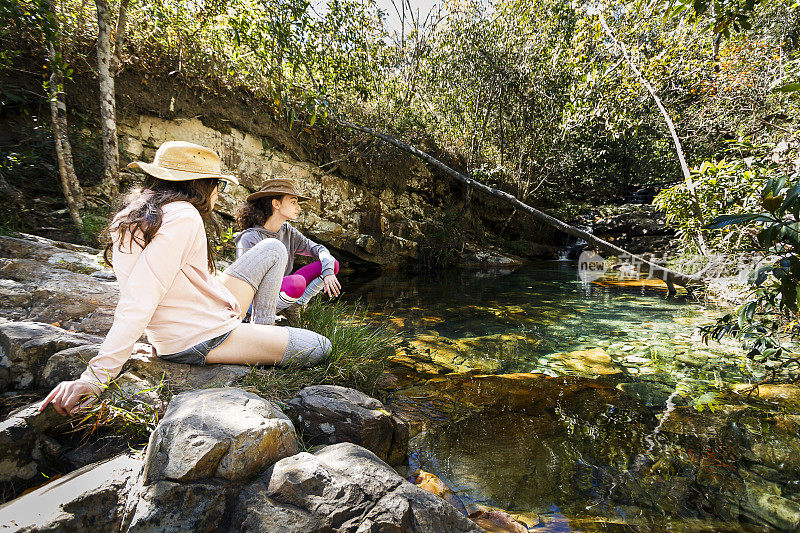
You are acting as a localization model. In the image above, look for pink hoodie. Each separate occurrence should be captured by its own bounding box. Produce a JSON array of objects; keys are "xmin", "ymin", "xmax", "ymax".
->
[{"xmin": 79, "ymin": 200, "xmax": 242, "ymax": 389}]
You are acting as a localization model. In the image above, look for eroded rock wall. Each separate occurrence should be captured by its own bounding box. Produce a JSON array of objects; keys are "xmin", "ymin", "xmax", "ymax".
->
[{"xmin": 116, "ymin": 114, "xmax": 436, "ymax": 266}]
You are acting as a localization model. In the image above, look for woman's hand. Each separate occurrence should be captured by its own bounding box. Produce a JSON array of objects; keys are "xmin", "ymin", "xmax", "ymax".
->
[
  {"xmin": 39, "ymin": 380, "xmax": 100, "ymax": 416},
  {"xmin": 323, "ymin": 274, "xmax": 342, "ymax": 297}
]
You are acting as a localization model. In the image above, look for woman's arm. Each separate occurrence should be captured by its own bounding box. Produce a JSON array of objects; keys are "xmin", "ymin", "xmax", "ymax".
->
[
  {"xmin": 41, "ymin": 209, "xmax": 203, "ymax": 414},
  {"xmin": 289, "ymin": 225, "xmax": 336, "ymax": 276},
  {"xmin": 234, "ymin": 229, "xmax": 264, "ymax": 259}
]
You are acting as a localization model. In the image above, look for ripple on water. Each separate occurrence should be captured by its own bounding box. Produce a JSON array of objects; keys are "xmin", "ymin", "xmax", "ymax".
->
[{"xmin": 343, "ymin": 263, "xmax": 800, "ymax": 529}]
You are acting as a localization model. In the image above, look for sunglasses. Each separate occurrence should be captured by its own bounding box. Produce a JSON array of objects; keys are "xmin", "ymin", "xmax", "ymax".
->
[{"xmin": 215, "ymin": 179, "xmax": 228, "ymax": 193}]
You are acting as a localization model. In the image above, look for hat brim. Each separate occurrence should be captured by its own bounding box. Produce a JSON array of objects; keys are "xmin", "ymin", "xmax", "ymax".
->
[
  {"xmin": 247, "ymin": 190, "xmax": 311, "ymax": 202},
  {"xmin": 127, "ymin": 161, "xmax": 239, "ymax": 187}
]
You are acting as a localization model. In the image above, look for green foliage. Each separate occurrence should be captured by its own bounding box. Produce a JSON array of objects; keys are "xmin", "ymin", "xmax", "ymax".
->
[
  {"xmin": 654, "ymin": 141, "xmax": 779, "ymax": 254},
  {"xmin": 74, "ymin": 377, "xmax": 168, "ymax": 444},
  {"xmin": 702, "ymin": 155, "xmax": 800, "ymax": 380},
  {"xmin": 240, "ymin": 299, "xmax": 397, "ymax": 404},
  {"xmin": 660, "ymin": 0, "xmax": 769, "ymax": 37},
  {"xmin": 416, "ymin": 209, "xmax": 469, "ymax": 271}
]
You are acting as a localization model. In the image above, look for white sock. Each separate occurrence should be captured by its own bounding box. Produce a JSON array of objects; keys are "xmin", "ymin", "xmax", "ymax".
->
[
  {"xmin": 277, "ymin": 291, "xmax": 298, "ymax": 311},
  {"xmin": 297, "ymin": 276, "xmax": 325, "ymax": 306}
]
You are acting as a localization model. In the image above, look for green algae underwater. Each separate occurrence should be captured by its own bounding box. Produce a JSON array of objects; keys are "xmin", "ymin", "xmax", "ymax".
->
[{"xmin": 342, "ymin": 262, "xmax": 800, "ymax": 532}]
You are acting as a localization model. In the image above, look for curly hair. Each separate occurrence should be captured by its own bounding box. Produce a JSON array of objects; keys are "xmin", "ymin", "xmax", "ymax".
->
[
  {"xmin": 103, "ymin": 175, "xmax": 220, "ymax": 272},
  {"xmin": 234, "ymin": 195, "xmax": 285, "ymax": 230}
]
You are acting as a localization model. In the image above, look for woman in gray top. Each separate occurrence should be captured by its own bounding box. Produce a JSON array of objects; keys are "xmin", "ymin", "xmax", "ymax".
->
[{"xmin": 233, "ymin": 178, "xmax": 341, "ymax": 322}]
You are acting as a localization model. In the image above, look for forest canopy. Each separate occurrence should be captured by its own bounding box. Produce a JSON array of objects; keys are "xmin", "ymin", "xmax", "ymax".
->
[{"xmin": 1, "ymin": 0, "xmax": 798, "ymax": 220}]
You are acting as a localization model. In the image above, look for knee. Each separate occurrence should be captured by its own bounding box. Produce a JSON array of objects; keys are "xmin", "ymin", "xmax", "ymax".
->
[
  {"xmin": 333, "ymin": 260, "xmax": 340, "ymax": 275},
  {"xmin": 253, "ymin": 238, "xmax": 288, "ymax": 264},
  {"xmin": 282, "ymin": 275, "xmax": 306, "ymax": 298}
]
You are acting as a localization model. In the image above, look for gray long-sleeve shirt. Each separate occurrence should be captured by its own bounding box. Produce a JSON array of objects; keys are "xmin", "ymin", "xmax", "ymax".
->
[{"xmin": 233, "ymin": 224, "xmax": 336, "ymax": 277}]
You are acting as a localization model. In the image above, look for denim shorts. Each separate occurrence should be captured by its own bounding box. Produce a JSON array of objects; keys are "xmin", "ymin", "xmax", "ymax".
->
[{"xmin": 156, "ymin": 330, "xmax": 233, "ymax": 366}]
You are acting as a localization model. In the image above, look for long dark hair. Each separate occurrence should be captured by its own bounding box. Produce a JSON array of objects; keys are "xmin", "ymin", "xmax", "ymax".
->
[
  {"xmin": 234, "ymin": 194, "xmax": 284, "ymax": 230},
  {"xmin": 104, "ymin": 175, "xmax": 220, "ymax": 272}
]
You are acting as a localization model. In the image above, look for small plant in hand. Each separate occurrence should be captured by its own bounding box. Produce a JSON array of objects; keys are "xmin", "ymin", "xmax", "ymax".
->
[
  {"xmin": 72, "ymin": 376, "xmax": 168, "ymax": 444},
  {"xmin": 702, "ymin": 172, "xmax": 800, "ymax": 384}
]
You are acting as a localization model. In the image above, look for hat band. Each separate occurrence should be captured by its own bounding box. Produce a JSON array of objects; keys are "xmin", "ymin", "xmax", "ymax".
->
[{"xmin": 154, "ymin": 158, "xmax": 223, "ymax": 175}]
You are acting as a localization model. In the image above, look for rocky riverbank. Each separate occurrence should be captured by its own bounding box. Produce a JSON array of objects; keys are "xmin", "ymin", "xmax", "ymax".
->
[{"xmin": 3, "ymin": 232, "xmax": 800, "ymax": 531}]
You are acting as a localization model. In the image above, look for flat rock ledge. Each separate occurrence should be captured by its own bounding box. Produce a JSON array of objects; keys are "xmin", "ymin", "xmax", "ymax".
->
[{"xmin": 0, "ymin": 387, "xmax": 480, "ymax": 532}]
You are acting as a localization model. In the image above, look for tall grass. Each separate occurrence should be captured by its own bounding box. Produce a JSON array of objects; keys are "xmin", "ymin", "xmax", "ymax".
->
[{"xmin": 240, "ymin": 299, "xmax": 398, "ymax": 404}]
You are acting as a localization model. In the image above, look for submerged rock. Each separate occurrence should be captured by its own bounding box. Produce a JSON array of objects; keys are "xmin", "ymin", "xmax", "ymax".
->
[
  {"xmin": 554, "ymin": 347, "xmax": 624, "ymax": 379},
  {"xmin": 287, "ymin": 385, "xmax": 408, "ymax": 466},
  {"xmin": 143, "ymin": 388, "xmax": 297, "ymax": 483}
]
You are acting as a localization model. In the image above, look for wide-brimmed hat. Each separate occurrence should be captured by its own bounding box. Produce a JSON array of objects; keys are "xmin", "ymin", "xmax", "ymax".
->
[
  {"xmin": 247, "ymin": 178, "xmax": 311, "ymax": 202},
  {"xmin": 126, "ymin": 141, "xmax": 239, "ymax": 186}
]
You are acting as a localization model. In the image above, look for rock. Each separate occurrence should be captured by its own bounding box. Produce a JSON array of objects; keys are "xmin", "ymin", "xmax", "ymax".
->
[
  {"xmin": 0, "ymin": 321, "xmax": 102, "ymax": 392},
  {"xmin": 40, "ymin": 344, "xmax": 102, "ymax": 388},
  {"xmin": 0, "ymin": 453, "xmax": 142, "ymax": 533},
  {"xmin": 123, "ymin": 349, "xmax": 251, "ymax": 393},
  {"xmin": 738, "ymin": 481, "xmax": 800, "ymax": 531},
  {"xmin": 675, "ymin": 351, "xmax": 708, "ymax": 368},
  {"xmin": 554, "ymin": 348, "xmax": 624, "ymax": 378},
  {"xmin": 412, "ymin": 469, "xmax": 468, "ymax": 516},
  {"xmin": 0, "ymin": 235, "xmax": 119, "ymax": 334},
  {"xmin": 287, "ymin": 385, "xmax": 408, "ymax": 466},
  {"xmin": 617, "ymin": 382, "xmax": 685, "ymax": 408},
  {"xmin": 122, "ymin": 480, "xmax": 229, "ymax": 533},
  {"xmin": 143, "ymin": 388, "xmax": 297, "ymax": 483},
  {"xmin": 234, "ymin": 443, "xmax": 481, "ymax": 532},
  {"xmin": 733, "ymin": 383, "xmax": 800, "ymax": 411},
  {"xmin": 0, "ymin": 402, "xmax": 65, "ymax": 485},
  {"xmin": 468, "ymin": 505, "xmax": 532, "ymax": 533}
]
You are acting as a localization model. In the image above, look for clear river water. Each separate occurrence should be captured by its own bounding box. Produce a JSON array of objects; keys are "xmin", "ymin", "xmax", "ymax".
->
[{"xmin": 341, "ymin": 262, "xmax": 800, "ymax": 532}]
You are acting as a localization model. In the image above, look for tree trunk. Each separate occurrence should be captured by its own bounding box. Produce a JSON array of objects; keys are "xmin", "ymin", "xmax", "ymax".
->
[
  {"xmin": 338, "ymin": 120, "xmax": 702, "ymax": 292},
  {"xmin": 595, "ymin": 9, "xmax": 709, "ymax": 255},
  {"xmin": 47, "ymin": 40, "xmax": 84, "ymax": 232},
  {"xmin": 95, "ymin": 0, "xmax": 119, "ymax": 197}
]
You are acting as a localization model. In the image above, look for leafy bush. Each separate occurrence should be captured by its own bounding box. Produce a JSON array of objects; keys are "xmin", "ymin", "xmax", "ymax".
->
[
  {"xmin": 655, "ymin": 140, "xmax": 789, "ymax": 254},
  {"xmin": 702, "ymin": 155, "xmax": 800, "ymax": 381}
]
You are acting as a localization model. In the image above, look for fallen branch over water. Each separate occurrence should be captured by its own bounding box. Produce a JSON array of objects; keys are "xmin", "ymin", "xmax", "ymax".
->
[{"xmin": 337, "ymin": 119, "xmax": 702, "ymax": 292}]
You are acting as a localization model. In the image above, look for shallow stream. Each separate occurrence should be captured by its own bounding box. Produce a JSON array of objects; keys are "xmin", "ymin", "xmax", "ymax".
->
[{"xmin": 342, "ymin": 262, "xmax": 800, "ymax": 531}]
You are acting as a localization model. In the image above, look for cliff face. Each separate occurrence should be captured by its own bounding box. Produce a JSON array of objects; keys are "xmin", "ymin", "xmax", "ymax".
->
[
  {"xmin": 2, "ymin": 60, "xmax": 559, "ymax": 266},
  {"xmin": 117, "ymin": 113, "xmax": 438, "ymax": 266}
]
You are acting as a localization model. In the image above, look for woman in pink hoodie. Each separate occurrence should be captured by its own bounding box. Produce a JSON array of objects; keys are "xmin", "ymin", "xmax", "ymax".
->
[{"xmin": 41, "ymin": 141, "xmax": 331, "ymax": 415}]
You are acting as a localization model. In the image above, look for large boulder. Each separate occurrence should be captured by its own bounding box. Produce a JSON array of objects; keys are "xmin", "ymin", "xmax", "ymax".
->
[
  {"xmin": 0, "ymin": 321, "xmax": 101, "ymax": 392},
  {"xmin": 143, "ymin": 388, "xmax": 298, "ymax": 483},
  {"xmin": 0, "ymin": 236, "xmax": 118, "ymax": 335},
  {"xmin": 122, "ymin": 479, "xmax": 229, "ymax": 533},
  {"xmin": 0, "ymin": 403, "xmax": 65, "ymax": 486},
  {"xmin": 287, "ymin": 385, "xmax": 408, "ymax": 466},
  {"xmin": 233, "ymin": 443, "xmax": 481, "ymax": 532},
  {"xmin": 0, "ymin": 453, "xmax": 142, "ymax": 533}
]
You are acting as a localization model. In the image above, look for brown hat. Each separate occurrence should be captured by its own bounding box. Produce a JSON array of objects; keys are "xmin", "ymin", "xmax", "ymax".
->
[
  {"xmin": 127, "ymin": 141, "xmax": 239, "ymax": 186},
  {"xmin": 247, "ymin": 178, "xmax": 311, "ymax": 202}
]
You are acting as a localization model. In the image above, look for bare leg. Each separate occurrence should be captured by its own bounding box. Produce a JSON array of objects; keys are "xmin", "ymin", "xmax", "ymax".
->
[
  {"xmin": 205, "ymin": 323, "xmax": 289, "ymax": 365},
  {"xmin": 219, "ymin": 274, "xmax": 254, "ymax": 320}
]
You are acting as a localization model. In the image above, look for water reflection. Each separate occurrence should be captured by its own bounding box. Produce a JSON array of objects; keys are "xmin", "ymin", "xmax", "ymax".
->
[{"xmin": 341, "ymin": 263, "xmax": 799, "ymax": 530}]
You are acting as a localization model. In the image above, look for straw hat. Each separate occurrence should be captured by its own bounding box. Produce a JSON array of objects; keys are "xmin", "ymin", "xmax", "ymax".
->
[
  {"xmin": 127, "ymin": 141, "xmax": 239, "ymax": 186},
  {"xmin": 247, "ymin": 178, "xmax": 311, "ymax": 202}
]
